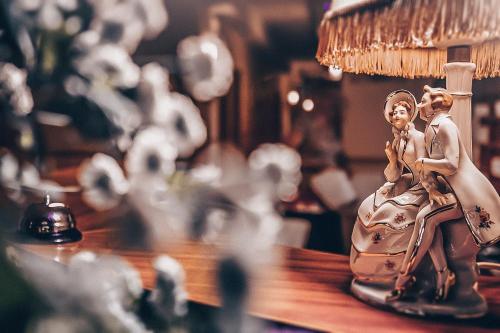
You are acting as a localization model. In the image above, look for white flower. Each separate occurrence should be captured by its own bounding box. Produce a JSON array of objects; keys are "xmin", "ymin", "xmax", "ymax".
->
[
  {"xmin": 0, "ymin": 63, "xmax": 33, "ymax": 116},
  {"xmin": 136, "ymin": 0, "xmax": 168, "ymax": 39},
  {"xmin": 153, "ymin": 92, "xmax": 207, "ymax": 158},
  {"xmin": 72, "ymin": 30, "xmax": 100, "ymax": 51},
  {"xmin": 12, "ymin": 248, "xmax": 148, "ymax": 333},
  {"xmin": 19, "ymin": 162, "xmax": 41, "ymax": 187},
  {"xmin": 67, "ymin": 252, "xmax": 144, "ymax": 317},
  {"xmin": 254, "ymin": 212, "xmax": 282, "ymax": 249},
  {"xmin": 72, "ymin": 44, "xmax": 140, "ymax": 89},
  {"xmin": 77, "ymin": 153, "xmax": 129, "ymax": 211},
  {"xmin": 189, "ymin": 164, "xmax": 222, "ymax": 186},
  {"xmin": 13, "ymin": 0, "xmax": 83, "ymax": 34},
  {"xmin": 38, "ymin": 2, "xmax": 64, "ymax": 30},
  {"xmin": 84, "ymin": 82, "xmax": 142, "ymax": 148},
  {"xmin": 0, "ymin": 155, "xmax": 65, "ymax": 203},
  {"xmin": 89, "ymin": 0, "xmax": 168, "ymax": 53},
  {"xmin": 69, "ymin": 250, "xmax": 96, "ymax": 264},
  {"xmin": 67, "ymin": 45, "xmax": 143, "ymax": 147},
  {"xmin": 30, "ymin": 314, "xmax": 94, "ymax": 333},
  {"xmin": 138, "ymin": 62, "xmax": 170, "ymax": 116},
  {"xmin": 178, "ymin": 33, "xmax": 234, "ymax": 102},
  {"xmin": 0, "ymin": 151, "xmax": 19, "ymax": 184},
  {"xmin": 153, "ymin": 255, "xmax": 185, "ymax": 285},
  {"xmin": 150, "ymin": 255, "xmax": 188, "ymax": 318},
  {"xmin": 249, "ymin": 144, "xmax": 302, "ymax": 201},
  {"xmin": 125, "ymin": 126, "xmax": 177, "ymax": 182}
]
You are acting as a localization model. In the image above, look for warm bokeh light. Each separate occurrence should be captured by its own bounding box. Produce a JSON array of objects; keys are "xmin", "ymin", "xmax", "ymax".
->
[
  {"xmin": 287, "ymin": 90, "xmax": 300, "ymax": 105},
  {"xmin": 302, "ymin": 98, "xmax": 314, "ymax": 112}
]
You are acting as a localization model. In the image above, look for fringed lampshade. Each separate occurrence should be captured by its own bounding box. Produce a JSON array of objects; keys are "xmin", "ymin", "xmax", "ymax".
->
[
  {"xmin": 316, "ymin": 0, "xmax": 500, "ymax": 79},
  {"xmin": 317, "ymin": 0, "xmax": 500, "ymax": 156}
]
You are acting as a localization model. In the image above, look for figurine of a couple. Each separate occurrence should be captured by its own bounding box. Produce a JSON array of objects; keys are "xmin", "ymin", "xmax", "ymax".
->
[{"xmin": 350, "ymin": 85, "xmax": 500, "ymax": 316}]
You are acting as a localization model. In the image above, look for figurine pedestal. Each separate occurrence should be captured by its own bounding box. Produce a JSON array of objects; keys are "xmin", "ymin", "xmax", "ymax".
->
[
  {"xmin": 351, "ymin": 216, "xmax": 489, "ymax": 319},
  {"xmin": 351, "ymin": 278, "xmax": 488, "ymax": 319}
]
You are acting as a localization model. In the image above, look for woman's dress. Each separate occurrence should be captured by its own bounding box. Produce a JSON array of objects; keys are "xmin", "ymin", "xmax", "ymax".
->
[{"xmin": 350, "ymin": 132, "xmax": 428, "ymax": 283}]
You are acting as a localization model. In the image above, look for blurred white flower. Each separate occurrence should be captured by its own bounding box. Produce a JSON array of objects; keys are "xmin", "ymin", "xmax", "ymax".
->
[
  {"xmin": 63, "ymin": 75, "xmax": 88, "ymax": 96},
  {"xmin": 0, "ymin": 151, "xmax": 19, "ymax": 184},
  {"xmin": 64, "ymin": 15, "xmax": 83, "ymax": 35},
  {"xmin": 19, "ymin": 162, "xmax": 41, "ymax": 187},
  {"xmin": 77, "ymin": 153, "xmax": 129, "ymax": 211},
  {"xmin": 0, "ymin": 63, "xmax": 33, "ymax": 116},
  {"xmin": 249, "ymin": 144, "xmax": 302, "ymax": 201},
  {"xmin": 89, "ymin": 0, "xmax": 168, "ymax": 53},
  {"xmin": 69, "ymin": 250, "xmax": 96, "ymax": 263},
  {"xmin": 69, "ymin": 252, "xmax": 144, "ymax": 311},
  {"xmin": 16, "ymin": 0, "xmax": 43, "ymax": 12},
  {"xmin": 65, "ymin": 56, "xmax": 143, "ymax": 150},
  {"xmin": 189, "ymin": 164, "xmax": 222, "ymax": 186},
  {"xmin": 3, "ymin": 161, "xmax": 42, "ymax": 202},
  {"xmin": 56, "ymin": 0, "xmax": 79, "ymax": 12},
  {"xmin": 149, "ymin": 255, "xmax": 188, "ymax": 318},
  {"xmin": 254, "ymin": 212, "xmax": 282, "ymax": 249},
  {"xmin": 22, "ymin": 249, "xmax": 147, "ymax": 332},
  {"xmin": 0, "ymin": 152, "xmax": 67, "ymax": 203},
  {"xmin": 125, "ymin": 126, "xmax": 177, "ymax": 182},
  {"xmin": 138, "ymin": 62, "xmax": 170, "ymax": 117},
  {"xmin": 85, "ymin": 82, "xmax": 143, "ymax": 149},
  {"xmin": 178, "ymin": 33, "xmax": 234, "ymax": 102},
  {"xmin": 153, "ymin": 92, "xmax": 207, "ymax": 158},
  {"xmin": 136, "ymin": 0, "xmax": 168, "ymax": 39},
  {"xmin": 30, "ymin": 314, "xmax": 94, "ymax": 333},
  {"xmin": 72, "ymin": 30, "xmax": 100, "ymax": 50},
  {"xmin": 13, "ymin": 0, "xmax": 83, "ymax": 34},
  {"xmin": 202, "ymin": 208, "xmax": 229, "ymax": 243},
  {"xmin": 191, "ymin": 142, "xmax": 248, "ymax": 190},
  {"xmin": 38, "ymin": 2, "xmax": 63, "ymax": 30},
  {"xmin": 73, "ymin": 44, "xmax": 140, "ymax": 88}
]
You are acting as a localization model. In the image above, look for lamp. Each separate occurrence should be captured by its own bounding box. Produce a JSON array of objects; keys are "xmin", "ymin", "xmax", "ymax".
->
[
  {"xmin": 316, "ymin": 0, "xmax": 500, "ymax": 318},
  {"xmin": 317, "ymin": 0, "xmax": 500, "ymax": 156}
]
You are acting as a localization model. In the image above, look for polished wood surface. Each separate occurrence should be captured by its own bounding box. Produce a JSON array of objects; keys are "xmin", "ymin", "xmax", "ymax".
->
[{"xmin": 10, "ymin": 166, "xmax": 500, "ymax": 332}]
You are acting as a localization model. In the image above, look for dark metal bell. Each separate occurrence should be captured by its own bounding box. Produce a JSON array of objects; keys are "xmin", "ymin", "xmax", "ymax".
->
[{"xmin": 18, "ymin": 194, "xmax": 82, "ymax": 243}]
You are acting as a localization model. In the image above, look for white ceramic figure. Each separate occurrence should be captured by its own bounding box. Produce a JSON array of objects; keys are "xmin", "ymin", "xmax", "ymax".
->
[
  {"xmin": 350, "ymin": 87, "xmax": 500, "ymax": 318},
  {"xmin": 351, "ymin": 90, "xmax": 446, "ymax": 291}
]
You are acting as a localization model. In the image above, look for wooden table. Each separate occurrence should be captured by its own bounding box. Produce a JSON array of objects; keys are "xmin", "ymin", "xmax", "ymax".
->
[{"xmin": 10, "ymin": 167, "xmax": 500, "ymax": 332}]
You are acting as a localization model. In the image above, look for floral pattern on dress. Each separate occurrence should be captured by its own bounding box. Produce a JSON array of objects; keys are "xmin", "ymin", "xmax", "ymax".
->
[
  {"xmin": 467, "ymin": 205, "xmax": 495, "ymax": 229},
  {"xmin": 372, "ymin": 232, "xmax": 383, "ymax": 244},
  {"xmin": 394, "ymin": 213, "xmax": 406, "ymax": 224},
  {"xmin": 384, "ymin": 260, "xmax": 396, "ymax": 271}
]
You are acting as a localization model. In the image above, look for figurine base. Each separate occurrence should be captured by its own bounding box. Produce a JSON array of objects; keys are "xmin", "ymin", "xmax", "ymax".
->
[{"xmin": 351, "ymin": 278, "xmax": 488, "ymax": 319}]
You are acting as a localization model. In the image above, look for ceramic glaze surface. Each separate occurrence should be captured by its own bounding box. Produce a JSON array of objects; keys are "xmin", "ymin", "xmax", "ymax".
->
[{"xmin": 350, "ymin": 86, "xmax": 500, "ymax": 318}]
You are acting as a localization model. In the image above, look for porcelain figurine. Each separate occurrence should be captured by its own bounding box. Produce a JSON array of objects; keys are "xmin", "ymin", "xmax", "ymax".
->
[
  {"xmin": 350, "ymin": 86, "xmax": 500, "ymax": 318},
  {"xmin": 350, "ymin": 90, "xmax": 449, "ymax": 294}
]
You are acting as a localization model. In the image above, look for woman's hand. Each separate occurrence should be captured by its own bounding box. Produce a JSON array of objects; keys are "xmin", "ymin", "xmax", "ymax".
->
[{"xmin": 385, "ymin": 141, "xmax": 398, "ymax": 163}]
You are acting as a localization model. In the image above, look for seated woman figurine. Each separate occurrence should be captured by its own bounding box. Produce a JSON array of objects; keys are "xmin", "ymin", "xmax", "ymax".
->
[{"xmin": 350, "ymin": 90, "xmax": 448, "ymax": 289}]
